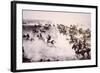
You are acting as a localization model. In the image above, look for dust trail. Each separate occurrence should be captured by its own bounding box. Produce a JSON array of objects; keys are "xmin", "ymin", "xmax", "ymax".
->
[{"xmin": 23, "ymin": 24, "xmax": 76, "ymax": 62}]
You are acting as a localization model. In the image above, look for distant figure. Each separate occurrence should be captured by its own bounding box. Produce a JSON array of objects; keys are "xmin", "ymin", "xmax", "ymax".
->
[
  {"xmin": 47, "ymin": 59, "xmax": 50, "ymax": 62},
  {"xmin": 72, "ymin": 39, "xmax": 78, "ymax": 51},
  {"xmin": 23, "ymin": 34, "xmax": 30, "ymax": 40},
  {"xmin": 46, "ymin": 35, "xmax": 56, "ymax": 46},
  {"xmin": 37, "ymin": 33, "xmax": 44, "ymax": 41},
  {"xmin": 47, "ymin": 35, "xmax": 51, "ymax": 43},
  {"xmin": 23, "ymin": 34, "xmax": 26, "ymax": 38},
  {"xmin": 40, "ymin": 29, "xmax": 46, "ymax": 33},
  {"xmin": 32, "ymin": 29, "xmax": 38, "ymax": 33},
  {"xmin": 78, "ymin": 40, "xmax": 82, "ymax": 51},
  {"xmin": 27, "ymin": 34, "xmax": 30, "ymax": 40},
  {"xmin": 70, "ymin": 35, "xmax": 74, "ymax": 43},
  {"xmin": 39, "ymin": 33, "xmax": 42, "ymax": 38},
  {"xmin": 44, "ymin": 26, "xmax": 49, "ymax": 30},
  {"xmin": 51, "ymin": 40, "xmax": 55, "ymax": 44},
  {"xmin": 39, "ymin": 59, "xmax": 43, "ymax": 62},
  {"xmin": 83, "ymin": 39, "xmax": 87, "ymax": 49},
  {"xmin": 85, "ymin": 47, "xmax": 91, "ymax": 59},
  {"xmin": 44, "ymin": 24, "xmax": 51, "ymax": 30},
  {"xmin": 22, "ymin": 46, "xmax": 24, "ymax": 53}
]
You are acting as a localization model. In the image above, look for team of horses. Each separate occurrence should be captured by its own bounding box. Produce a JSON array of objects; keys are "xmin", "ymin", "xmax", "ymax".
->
[
  {"xmin": 72, "ymin": 39, "xmax": 91, "ymax": 59},
  {"xmin": 22, "ymin": 24, "xmax": 91, "ymax": 62}
]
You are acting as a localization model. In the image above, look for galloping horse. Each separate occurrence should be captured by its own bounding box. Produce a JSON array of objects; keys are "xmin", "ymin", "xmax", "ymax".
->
[{"xmin": 72, "ymin": 40, "xmax": 91, "ymax": 59}]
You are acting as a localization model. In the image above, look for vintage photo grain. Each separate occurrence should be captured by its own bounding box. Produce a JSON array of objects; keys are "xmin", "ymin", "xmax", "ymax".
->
[{"xmin": 22, "ymin": 10, "xmax": 91, "ymax": 63}]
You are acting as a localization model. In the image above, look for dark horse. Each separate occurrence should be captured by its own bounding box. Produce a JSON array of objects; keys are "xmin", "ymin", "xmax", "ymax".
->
[
  {"xmin": 23, "ymin": 34, "xmax": 30, "ymax": 40},
  {"xmin": 75, "ymin": 48, "xmax": 91, "ymax": 59},
  {"xmin": 72, "ymin": 40, "xmax": 91, "ymax": 59}
]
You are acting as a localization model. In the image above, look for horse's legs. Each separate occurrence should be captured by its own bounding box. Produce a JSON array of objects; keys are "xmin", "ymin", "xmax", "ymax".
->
[
  {"xmin": 81, "ymin": 51, "xmax": 85, "ymax": 59},
  {"xmin": 87, "ymin": 51, "xmax": 90, "ymax": 59}
]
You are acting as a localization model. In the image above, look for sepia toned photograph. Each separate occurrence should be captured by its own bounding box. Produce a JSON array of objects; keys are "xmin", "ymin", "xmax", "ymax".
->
[
  {"xmin": 22, "ymin": 10, "xmax": 91, "ymax": 63},
  {"xmin": 11, "ymin": 1, "xmax": 97, "ymax": 72}
]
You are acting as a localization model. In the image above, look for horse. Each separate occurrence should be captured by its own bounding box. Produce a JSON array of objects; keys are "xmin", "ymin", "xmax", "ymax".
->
[
  {"xmin": 23, "ymin": 34, "xmax": 30, "ymax": 40},
  {"xmin": 74, "ymin": 46, "xmax": 91, "ymax": 59},
  {"xmin": 72, "ymin": 40, "xmax": 91, "ymax": 59}
]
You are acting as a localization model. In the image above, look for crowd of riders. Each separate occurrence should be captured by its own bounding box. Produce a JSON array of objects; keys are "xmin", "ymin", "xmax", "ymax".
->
[{"xmin": 72, "ymin": 39, "xmax": 91, "ymax": 59}]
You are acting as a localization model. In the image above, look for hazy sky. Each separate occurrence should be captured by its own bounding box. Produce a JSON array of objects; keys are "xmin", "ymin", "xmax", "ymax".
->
[{"xmin": 23, "ymin": 10, "xmax": 91, "ymax": 28}]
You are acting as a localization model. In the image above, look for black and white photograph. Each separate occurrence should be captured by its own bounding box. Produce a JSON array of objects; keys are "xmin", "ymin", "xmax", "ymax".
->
[
  {"xmin": 22, "ymin": 10, "xmax": 91, "ymax": 62},
  {"xmin": 11, "ymin": 1, "xmax": 97, "ymax": 72}
]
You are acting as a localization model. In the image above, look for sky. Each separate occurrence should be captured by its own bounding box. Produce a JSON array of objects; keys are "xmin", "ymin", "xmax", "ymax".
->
[{"xmin": 23, "ymin": 10, "xmax": 91, "ymax": 29}]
